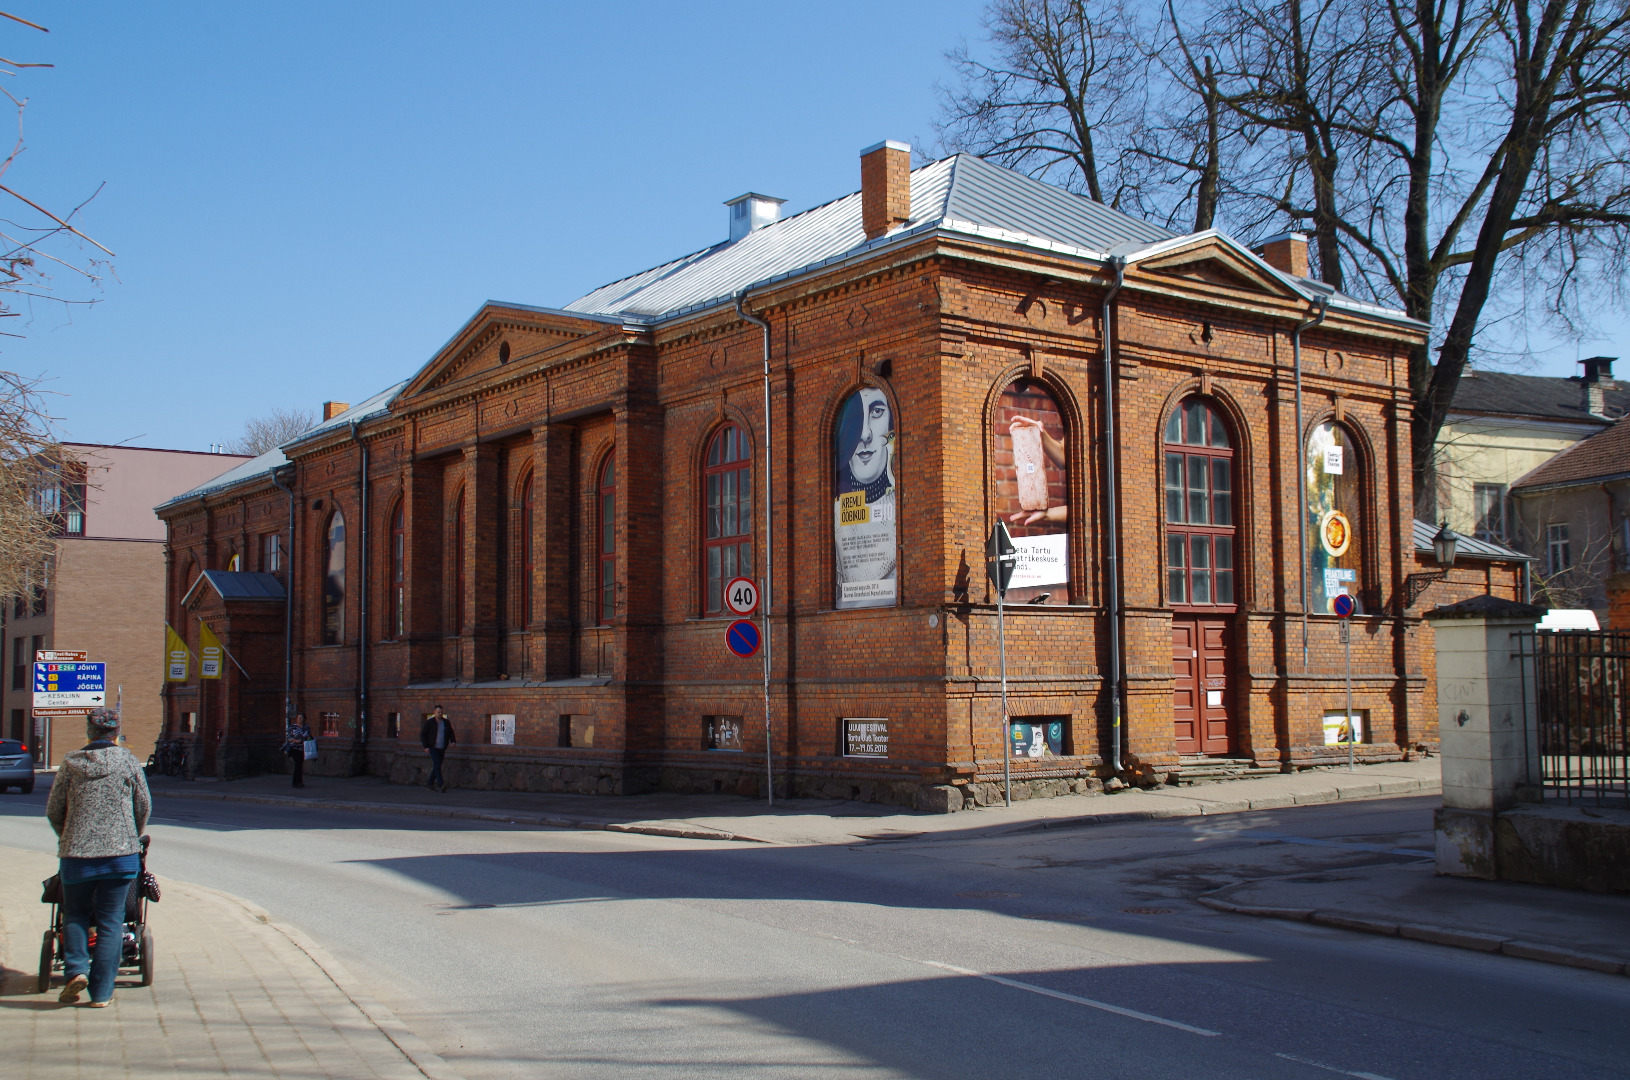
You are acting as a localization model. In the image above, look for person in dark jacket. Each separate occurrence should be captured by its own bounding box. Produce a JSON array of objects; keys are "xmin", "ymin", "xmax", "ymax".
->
[
  {"xmin": 45, "ymin": 708, "xmax": 150, "ymax": 1007},
  {"xmin": 283, "ymin": 714, "xmax": 312, "ymax": 788},
  {"xmin": 418, "ymin": 706, "xmax": 456, "ymax": 792}
]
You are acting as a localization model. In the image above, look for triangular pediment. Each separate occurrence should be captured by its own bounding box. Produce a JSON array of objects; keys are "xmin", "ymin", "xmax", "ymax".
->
[
  {"xmin": 1134, "ymin": 238, "xmax": 1303, "ymax": 300},
  {"xmin": 397, "ymin": 303, "xmax": 616, "ymax": 402}
]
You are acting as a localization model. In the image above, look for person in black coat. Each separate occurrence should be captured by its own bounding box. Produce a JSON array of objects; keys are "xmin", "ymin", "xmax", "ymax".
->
[
  {"xmin": 418, "ymin": 706, "xmax": 456, "ymax": 792},
  {"xmin": 283, "ymin": 715, "xmax": 312, "ymax": 788}
]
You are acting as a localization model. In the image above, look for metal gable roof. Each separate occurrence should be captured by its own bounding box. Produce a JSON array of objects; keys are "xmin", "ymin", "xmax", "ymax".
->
[
  {"xmin": 1413, "ymin": 518, "xmax": 1531, "ymax": 561},
  {"xmin": 181, "ymin": 569, "xmax": 287, "ymax": 608},
  {"xmin": 563, "ymin": 154, "xmax": 1178, "ymax": 323},
  {"xmin": 1448, "ymin": 369, "xmax": 1629, "ymax": 423}
]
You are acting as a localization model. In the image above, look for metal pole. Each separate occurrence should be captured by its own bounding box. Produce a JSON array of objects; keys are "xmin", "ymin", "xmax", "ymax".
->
[
  {"xmin": 1343, "ymin": 620, "xmax": 1354, "ymax": 771},
  {"xmin": 735, "ymin": 292, "xmax": 774, "ymax": 806},
  {"xmin": 999, "ymin": 575, "xmax": 1010, "ymax": 807}
]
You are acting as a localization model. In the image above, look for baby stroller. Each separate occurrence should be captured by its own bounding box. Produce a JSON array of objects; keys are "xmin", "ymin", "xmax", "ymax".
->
[{"xmin": 37, "ymin": 834, "xmax": 157, "ymax": 993}]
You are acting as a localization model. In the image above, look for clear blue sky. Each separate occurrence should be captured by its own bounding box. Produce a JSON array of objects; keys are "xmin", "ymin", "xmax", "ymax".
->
[{"xmin": 3, "ymin": 2, "xmax": 1617, "ymax": 451}]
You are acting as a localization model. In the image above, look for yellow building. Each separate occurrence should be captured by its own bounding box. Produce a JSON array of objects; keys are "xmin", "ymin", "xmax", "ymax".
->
[{"xmin": 1434, "ymin": 359, "xmax": 1624, "ymax": 546}]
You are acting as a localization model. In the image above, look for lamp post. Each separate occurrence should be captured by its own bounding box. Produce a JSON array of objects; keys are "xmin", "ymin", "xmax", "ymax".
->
[{"xmin": 1402, "ymin": 522, "xmax": 1460, "ymax": 610}]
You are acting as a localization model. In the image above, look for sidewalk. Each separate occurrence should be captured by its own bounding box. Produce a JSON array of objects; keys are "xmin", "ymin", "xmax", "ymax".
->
[
  {"xmin": 0, "ymin": 845, "xmax": 462, "ymax": 1080},
  {"xmin": 144, "ymin": 757, "xmax": 1445, "ymax": 846},
  {"xmin": 1199, "ymin": 860, "xmax": 1630, "ymax": 975}
]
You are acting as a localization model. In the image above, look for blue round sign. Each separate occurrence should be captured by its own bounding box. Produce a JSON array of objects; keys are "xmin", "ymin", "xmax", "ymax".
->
[
  {"xmin": 725, "ymin": 619, "xmax": 761, "ymax": 658},
  {"xmin": 1332, "ymin": 592, "xmax": 1356, "ymax": 618}
]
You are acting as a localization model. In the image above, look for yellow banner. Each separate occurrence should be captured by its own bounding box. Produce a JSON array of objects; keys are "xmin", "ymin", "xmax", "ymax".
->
[
  {"xmin": 199, "ymin": 621, "xmax": 224, "ymax": 679},
  {"xmin": 164, "ymin": 623, "xmax": 190, "ymax": 682}
]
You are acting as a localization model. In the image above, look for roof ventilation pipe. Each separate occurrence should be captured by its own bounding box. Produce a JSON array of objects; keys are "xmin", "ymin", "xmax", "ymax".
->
[
  {"xmin": 726, "ymin": 193, "xmax": 786, "ymax": 242},
  {"xmin": 860, "ymin": 140, "xmax": 911, "ymax": 239}
]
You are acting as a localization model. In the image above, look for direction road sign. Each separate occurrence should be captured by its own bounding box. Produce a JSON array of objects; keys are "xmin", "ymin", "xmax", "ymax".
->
[
  {"xmin": 33, "ymin": 661, "xmax": 107, "ymax": 709},
  {"xmin": 723, "ymin": 576, "xmax": 760, "ymax": 617},
  {"xmin": 36, "ymin": 650, "xmax": 87, "ymax": 662},
  {"xmin": 1332, "ymin": 592, "xmax": 1356, "ymax": 618},
  {"xmin": 725, "ymin": 619, "xmax": 762, "ymax": 658}
]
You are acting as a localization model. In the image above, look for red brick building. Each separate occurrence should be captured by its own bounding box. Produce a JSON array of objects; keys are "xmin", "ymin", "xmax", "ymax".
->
[{"xmin": 157, "ymin": 142, "xmax": 1524, "ymax": 806}]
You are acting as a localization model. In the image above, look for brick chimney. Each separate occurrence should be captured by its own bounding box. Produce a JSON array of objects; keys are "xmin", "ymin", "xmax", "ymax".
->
[
  {"xmin": 1581, "ymin": 356, "xmax": 1617, "ymax": 417},
  {"xmin": 1255, "ymin": 232, "xmax": 1310, "ymax": 279},
  {"xmin": 861, "ymin": 140, "xmax": 911, "ymax": 240},
  {"xmin": 322, "ymin": 401, "xmax": 350, "ymax": 421}
]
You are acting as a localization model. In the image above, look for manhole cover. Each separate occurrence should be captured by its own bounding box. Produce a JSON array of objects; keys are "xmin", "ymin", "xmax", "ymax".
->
[
  {"xmin": 1121, "ymin": 907, "xmax": 1174, "ymax": 915},
  {"xmin": 956, "ymin": 890, "xmax": 1020, "ymax": 899}
]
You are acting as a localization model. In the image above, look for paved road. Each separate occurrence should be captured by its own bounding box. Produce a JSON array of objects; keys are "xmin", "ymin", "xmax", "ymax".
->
[{"xmin": 4, "ymin": 787, "xmax": 1626, "ymax": 1080}]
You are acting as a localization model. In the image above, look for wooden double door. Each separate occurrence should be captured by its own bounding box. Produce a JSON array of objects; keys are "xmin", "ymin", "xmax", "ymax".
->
[{"xmin": 1172, "ymin": 615, "xmax": 1232, "ymax": 755}]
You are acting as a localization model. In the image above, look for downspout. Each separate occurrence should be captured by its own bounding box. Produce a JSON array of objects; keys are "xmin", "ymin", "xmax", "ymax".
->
[
  {"xmin": 268, "ymin": 468, "xmax": 295, "ymax": 726},
  {"xmin": 351, "ymin": 421, "xmax": 370, "ymax": 774},
  {"xmin": 1100, "ymin": 256, "xmax": 1127, "ymax": 774},
  {"xmin": 1293, "ymin": 295, "xmax": 1329, "ymax": 669},
  {"xmin": 735, "ymin": 291, "xmax": 774, "ymax": 805}
]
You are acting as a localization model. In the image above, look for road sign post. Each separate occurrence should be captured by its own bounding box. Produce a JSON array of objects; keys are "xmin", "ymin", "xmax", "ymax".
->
[
  {"xmin": 986, "ymin": 521, "xmax": 1018, "ymax": 807},
  {"xmin": 1334, "ymin": 591, "xmax": 1356, "ymax": 771},
  {"xmin": 33, "ymin": 659, "xmax": 107, "ymax": 712}
]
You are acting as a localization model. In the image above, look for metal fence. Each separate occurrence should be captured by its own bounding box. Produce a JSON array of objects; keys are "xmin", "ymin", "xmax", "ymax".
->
[{"xmin": 1522, "ymin": 630, "xmax": 1630, "ymax": 807}]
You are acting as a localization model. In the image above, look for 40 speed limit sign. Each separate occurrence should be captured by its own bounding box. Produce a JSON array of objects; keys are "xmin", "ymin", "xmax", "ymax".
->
[{"xmin": 723, "ymin": 577, "xmax": 760, "ymax": 617}]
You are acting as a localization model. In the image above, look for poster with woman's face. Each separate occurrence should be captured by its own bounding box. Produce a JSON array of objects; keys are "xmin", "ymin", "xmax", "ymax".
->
[
  {"xmin": 995, "ymin": 380, "xmax": 1069, "ymax": 604},
  {"xmin": 834, "ymin": 387, "xmax": 897, "ymax": 609}
]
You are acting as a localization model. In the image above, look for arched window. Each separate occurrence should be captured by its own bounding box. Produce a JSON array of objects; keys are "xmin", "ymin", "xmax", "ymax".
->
[
  {"xmin": 1306, "ymin": 421, "xmax": 1364, "ymax": 612},
  {"xmin": 389, "ymin": 499, "xmax": 405, "ymax": 639},
  {"xmin": 703, "ymin": 425, "xmax": 752, "ymax": 615},
  {"xmin": 322, "ymin": 510, "xmax": 346, "ymax": 645},
  {"xmin": 520, "ymin": 472, "xmax": 534, "ymax": 628},
  {"xmin": 1164, "ymin": 399, "xmax": 1235, "ymax": 607},
  {"xmin": 598, "ymin": 453, "xmax": 616, "ymax": 624},
  {"xmin": 451, "ymin": 488, "xmax": 465, "ymax": 633}
]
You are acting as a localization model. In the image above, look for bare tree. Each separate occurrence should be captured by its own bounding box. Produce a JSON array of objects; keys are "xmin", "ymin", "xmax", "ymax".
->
[
  {"xmin": 937, "ymin": 0, "xmax": 1630, "ymax": 508},
  {"xmin": 223, "ymin": 406, "xmax": 316, "ymax": 456},
  {"xmin": 0, "ymin": 13, "xmax": 113, "ymax": 601}
]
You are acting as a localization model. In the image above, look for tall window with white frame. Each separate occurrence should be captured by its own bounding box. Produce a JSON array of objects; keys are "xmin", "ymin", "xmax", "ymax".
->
[
  {"xmin": 1547, "ymin": 522, "xmax": 1572, "ymax": 576},
  {"xmin": 1164, "ymin": 399, "xmax": 1236, "ymax": 606},
  {"xmin": 1473, "ymin": 483, "xmax": 1508, "ymax": 541},
  {"xmin": 703, "ymin": 425, "xmax": 752, "ymax": 615}
]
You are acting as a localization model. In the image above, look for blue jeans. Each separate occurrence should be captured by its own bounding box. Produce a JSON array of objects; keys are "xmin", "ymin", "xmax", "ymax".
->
[
  {"xmin": 427, "ymin": 748, "xmax": 445, "ymax": 787},
  {"xmin": 62, "ymin": 878, "xmax": 133, "ymax": 1002}
]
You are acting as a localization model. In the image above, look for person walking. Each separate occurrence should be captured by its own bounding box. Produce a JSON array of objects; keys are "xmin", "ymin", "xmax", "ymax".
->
[
  {"xmin": 419, "ymin": 706, "xmax": 456, "ymax": 792},
  {"xmin": 284, "ymin": 714, "xmax": 313, "ymax": 788},
  {"xmin": 45, "ymin": 708, "xmax": 150, "ymax": 1007}
]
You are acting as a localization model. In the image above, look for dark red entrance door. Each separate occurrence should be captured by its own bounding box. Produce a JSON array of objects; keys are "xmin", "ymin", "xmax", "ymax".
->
[{"xmin": 1172, "ymin": 616, "xmax": 1232, "ymax": 755}]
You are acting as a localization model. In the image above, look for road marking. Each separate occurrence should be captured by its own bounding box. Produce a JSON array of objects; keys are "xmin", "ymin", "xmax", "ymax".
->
[
  {"xmin": 1275, "ymin": 1051, "xmax": 1397, "ymax": 1079},
  {"xmin": 917, "ymin": 959, "xmax": 1222, "ymax": 1036}
]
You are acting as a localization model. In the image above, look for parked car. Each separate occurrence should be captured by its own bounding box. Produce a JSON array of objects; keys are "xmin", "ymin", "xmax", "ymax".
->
[{"xmin": 0, "ymin": 739, "xmax": 35, "ymax": 793}]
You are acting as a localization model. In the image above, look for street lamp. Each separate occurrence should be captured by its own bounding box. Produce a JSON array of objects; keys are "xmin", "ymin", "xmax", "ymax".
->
[{"xmin": 1403, "ymin": 521, "xmax": 1459, "ymax": 609}]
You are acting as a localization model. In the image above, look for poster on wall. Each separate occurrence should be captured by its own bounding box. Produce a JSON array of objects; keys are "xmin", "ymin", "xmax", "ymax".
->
[
  {"xmin": 994, "ymin": 380, "xmax": 1069, "ymax": 603},
  {"xmin": 1010, "ymin": 719, "xmax": 1065, "ymax": 759},
  {"xmin": 491, "ymin": 714, "xmax": 515, "ymax": 746},
  {"xmin": 1306, "ymin": 423, "xmax": 1360, "ymax": 613},
  {"xmin": 834, "ymin": 387, "xmax": 898, "ymax": 609},
  {"xmin": 843, "ymin": 717, "xmax": 889, "ymax": 758}
]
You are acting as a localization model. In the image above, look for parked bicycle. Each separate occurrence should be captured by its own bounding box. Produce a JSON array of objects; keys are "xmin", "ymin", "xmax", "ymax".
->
[{"xmin": 143, "ymin": 738, "xmax": 190, "ymax": 780}]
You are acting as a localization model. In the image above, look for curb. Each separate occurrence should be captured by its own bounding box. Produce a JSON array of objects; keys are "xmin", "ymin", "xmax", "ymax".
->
[
  {"xmin": 150, "ymin": 788, "xmax": 770, "ymax": 844},
  {"xmin": 180, "ymin": 881, "xmax": 469, "ymax": 1080},
  {"xmin": 1195, "ymin": 895, "xmax": 1630, "ymax": 975},
  {"xmin": 1003, "ymin": 776, "xmax": 1441, "ymax": 836}
]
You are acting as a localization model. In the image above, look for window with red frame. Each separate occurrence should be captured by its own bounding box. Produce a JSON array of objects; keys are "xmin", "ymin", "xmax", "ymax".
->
[
  {"xmin": 702, "ymin": 425, "xmax": 752, "ymax": 615},
  {"xmin": 598, "ymin": 454, "xmax": 616, "ymax": 624},
  {"xmin": 389, "ymin": 500, "xmax": 405, "ymax": 639},
  {"xmin": 1164, "ymin": 399, "xmax": 1236, "ymax": 607},
  {"xmin": 520, "ymin": 473, "xmax": 534, "ymax": 627}
]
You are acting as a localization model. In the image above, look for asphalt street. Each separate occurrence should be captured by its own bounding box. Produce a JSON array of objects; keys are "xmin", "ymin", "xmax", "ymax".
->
[{"xmin": 4, "ymin": 786, "xmax": 1626, "ymax": 1080}]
